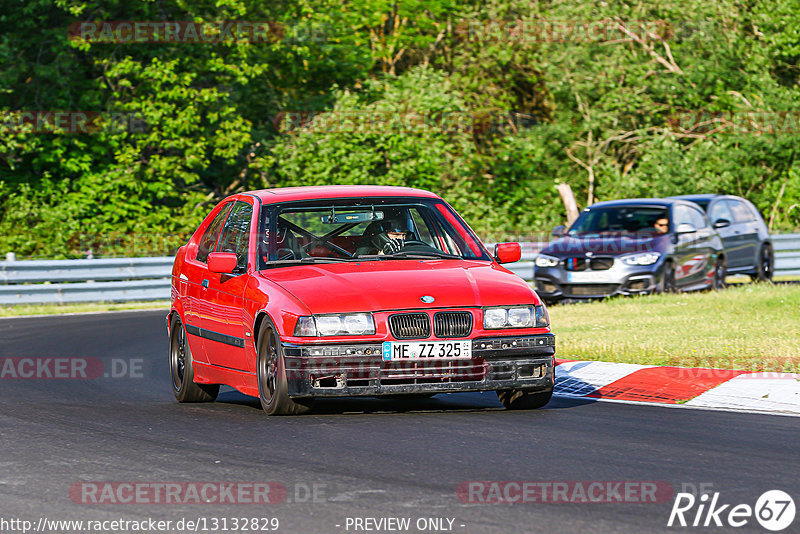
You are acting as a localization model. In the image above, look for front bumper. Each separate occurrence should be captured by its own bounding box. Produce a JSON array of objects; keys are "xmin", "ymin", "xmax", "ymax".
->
[
  {"xmin": 282, "ymin": 334, "xmax": 555, "ymax": 398},
  {"xmin": 534, "ymin": 262, "xmax": 661, "ymax": 300}
]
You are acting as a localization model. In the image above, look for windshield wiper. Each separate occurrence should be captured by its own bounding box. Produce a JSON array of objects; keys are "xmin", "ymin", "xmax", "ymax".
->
[
  {"xmin": 385, "ymin": 251, "xmax": 461, "ymax": 260},
  {"xmin": 265, "ymin": 257, "xmax": 354, "ymax": 267}
]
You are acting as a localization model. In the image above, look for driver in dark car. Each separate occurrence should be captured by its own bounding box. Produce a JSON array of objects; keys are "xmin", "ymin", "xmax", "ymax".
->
[{"xmin": 355, "ymin": 213, "xmax": 413, "ymax": 256}]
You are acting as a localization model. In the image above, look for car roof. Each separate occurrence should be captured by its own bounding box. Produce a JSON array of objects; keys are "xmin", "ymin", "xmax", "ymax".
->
[
  {"xmin": 668, "ymin": 194, "xmax": 722, "ymax": 202},
  {"xmin": 585, "ymin": 198, "xmax": 691, "ymax": 209},
  {"xmin": 245, "ymin": 185, "xmax": 440, "ymax": 204}
]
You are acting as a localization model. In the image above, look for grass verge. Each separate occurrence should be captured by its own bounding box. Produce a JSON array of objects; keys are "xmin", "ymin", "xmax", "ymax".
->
[
  {"xmin": 548, "ymin": 283, "xmax": 800, "ymax": 373},
  {"xmin": 0, "ymin": 301, "xmax": 170, "ymax": 318}
]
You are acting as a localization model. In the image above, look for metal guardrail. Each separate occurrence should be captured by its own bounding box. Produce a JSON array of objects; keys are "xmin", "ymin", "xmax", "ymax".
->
[
  {"xmin": 0, "ymin": 234, "xmax": 798, "ymax": 305},
  {"xmin": 0, "ymin": 257, "xmax": 173, "ymax": 305}
]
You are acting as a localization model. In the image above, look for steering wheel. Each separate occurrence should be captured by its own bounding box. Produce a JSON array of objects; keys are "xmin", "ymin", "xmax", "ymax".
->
[
  {"xmin": 277, "ymin": 248, "xmax": 300, "ymax": 260},
  {"xmin": 401, "ymin": 240, "xmax": 429, "ymax": 248}
]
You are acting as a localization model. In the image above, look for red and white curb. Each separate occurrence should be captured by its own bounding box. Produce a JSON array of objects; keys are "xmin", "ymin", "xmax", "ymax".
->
[{"xmin": 554, "ymin": 359, "xmax": 800, "ymax": 416}]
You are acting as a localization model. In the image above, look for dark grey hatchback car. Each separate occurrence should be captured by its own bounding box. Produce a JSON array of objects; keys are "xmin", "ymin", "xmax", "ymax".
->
[
  {"xmin": 534, "ymin": 199, "xmax": 725, "ymax": 303},
  {"xmin": 669, "ymin": 195, "xmax": 773, "ymax": 281}
]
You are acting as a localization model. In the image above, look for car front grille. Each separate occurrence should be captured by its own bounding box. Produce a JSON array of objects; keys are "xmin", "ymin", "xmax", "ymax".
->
[
  {"xmin": 563, "ymin": 284, "xmax": 619, "ymax": 297},
  {"xmin": 564, "ymin": 257, "xmax": 588, "ymax": 271},
  {"xmin": 433, "ymin": 312, "xmax": 473, "ymax": 338},
  {"xmin": 381, "ymin": 358, "xmax": 486, "ymax": 384},
  {"xmin": 566, "ymin": 257, "xmax": 614, "ymax": 271},
  {"xmin": 590, "ymin": 257, "xmax": 614, "ymax": 270},
  {"xmin": 388, "ymin": 313, "xmax": 431, "ymax": 339}
]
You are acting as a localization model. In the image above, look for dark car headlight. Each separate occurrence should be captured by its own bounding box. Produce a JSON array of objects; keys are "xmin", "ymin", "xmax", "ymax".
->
[
  {"xmin": 534, "ymin": 254, "xmax": 560, "ymax": 268},
  {"xmin": 483, "ymin": 306, "xmax": 549, "ymax": 329},
  {"xmin": 294, "ymin": 314, "xmax": 376, "ymax": 336},
  {"xmin": 621, "ymin": 252, "xmax": 661, "ymax": 266}
]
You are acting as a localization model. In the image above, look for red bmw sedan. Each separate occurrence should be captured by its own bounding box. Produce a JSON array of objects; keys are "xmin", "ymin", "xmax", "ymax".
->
[{"xmin": 167, "ymin": 186, "xmax": 555, "ymax": 415}]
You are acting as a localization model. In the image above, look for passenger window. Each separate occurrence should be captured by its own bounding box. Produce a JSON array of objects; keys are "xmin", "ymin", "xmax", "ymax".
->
[
  {"xmin": 409, "ymin": 208, "xmax": 435, "ymax": 246},
  {"xmin": 215, "ymin": 201, "xmax": 253, "ymax": 271},
  {"xmin": 727, "ymin": 200, "xmax": 754, "ymax": 223},
  {"xmin": 196, "ymin": 203, "xmax": 233, "ymax": 263},
  {"xmin": 672, "ymin": 205, "xmax": 693, "ymax": 227},
  {"xmin": 708, "ymin": 201, "xmax": 734, "ymax": 225},
  {"xmin": 689, "ymin": 207, "xmax": 709, "ymax": 229}
]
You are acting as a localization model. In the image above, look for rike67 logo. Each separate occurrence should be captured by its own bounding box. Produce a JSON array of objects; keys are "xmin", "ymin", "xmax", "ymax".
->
[{"xmin": 668, "ymin": 490, "xmax": 796, "ymax": 531}]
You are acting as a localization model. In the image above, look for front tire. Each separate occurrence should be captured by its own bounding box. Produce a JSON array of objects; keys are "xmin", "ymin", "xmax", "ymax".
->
[
  {"xmin": 658, "ymin": 261, "xmax": 676, "ymax": 293},
  {"xmin": 497, "ymin": 388, "xmax": 553, "ymax": 410},
  {"xmin": 169, "ymin": 316, "xmax": 219, "ymax": 403},
  {"xmin": 256, "ymin": 324, "xmax": 313, "ymax": 416},
  {"xmin": 751, "ymin": 244, "xmax": 774, "ymax": 282},
  {"xmin": 712, "ymin": 256, "xmax": 727, "ymax": 290}
]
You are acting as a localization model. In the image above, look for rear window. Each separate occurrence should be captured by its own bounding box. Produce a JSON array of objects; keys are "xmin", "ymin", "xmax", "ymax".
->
[
  {"xmin": 726, "ymin": 200, "xmax": 755, "ymax": 223},
  {"xmin": 709, "ymin": 201, "xmax": 734, "ymax": 224}
]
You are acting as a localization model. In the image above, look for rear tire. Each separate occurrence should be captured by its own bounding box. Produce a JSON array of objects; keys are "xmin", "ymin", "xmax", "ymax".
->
[
  {"xmin": 712, "ymin": 256, "xmax": 727, "ymax": 290},
  {"xmin": 497, "ymin": 388, "xmax": 553, "ymax": 410},
  {"xmin": 169, "ymin": 316, "xmax": 219, "ymax": 403},
  {"xmin": 257, "ymin": 323, "xmax": 313, "ymax": 416},
  {"xmin": 751, "ymin": 244, "xmax": 774, "ymax": 282}
]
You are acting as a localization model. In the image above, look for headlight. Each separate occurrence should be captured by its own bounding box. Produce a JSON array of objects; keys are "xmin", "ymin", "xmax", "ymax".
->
[
  {"xmin": 483, "ymin": 306, "xmax": 549, "ymax": 329},
  {"xmin": 535, "ymin": 254, "xmax": 560, "ymax": 268},
  {"xmin": 294, "ymin": 313, "xmax": 376, "ymax": 337},
  {"xmin": 622, "ymin": 252, "xmax": 661, "ymax": 266}
]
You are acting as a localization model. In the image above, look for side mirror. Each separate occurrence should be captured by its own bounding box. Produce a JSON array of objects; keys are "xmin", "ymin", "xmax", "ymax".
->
[
  {"xmin": 675, "ymin": 223, "xmax": 697, "ymax": 234},
  {"xmin": 713, "ymin": 218, "xmax": 731, "ymax": 229},
  {"xmin": 207, "ymin": 252, "xmax": 239, "ymax": 274},
  {"xmin": 552, "ymin": 225, "xmax": 566, "ymax": 237},
  {"xmin": 495, "ymin": 242, "xmax": 522, "ymax": 264}
]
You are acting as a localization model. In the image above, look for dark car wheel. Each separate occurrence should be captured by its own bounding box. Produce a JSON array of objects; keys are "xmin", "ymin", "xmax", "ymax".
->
[
  {"xmin": 658, "ymin": 261, "xmax": 676, "ymax": 293},
  {"xmin": 497, "ymin": 388, "xmax": 553, "ymax": 410},
  {"xmin": 712, "ymin": 256, "xmax": 727, "ymax": 290},
  {"xmin": 257, "ymin": 324, "xmax": 313, "ymax": 416},
  {"xmin": 169, "ymin": 316, "xmax": 219, "ymax": 403},
  {"xmin": 751, "ymin": 244, "xmax": 774, "ymax": 282}
]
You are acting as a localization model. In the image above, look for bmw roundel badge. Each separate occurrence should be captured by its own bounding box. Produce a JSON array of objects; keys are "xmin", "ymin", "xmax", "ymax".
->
[{"xmin": 420, "ymin": 295, "xmax": 435, "ymax": 303}]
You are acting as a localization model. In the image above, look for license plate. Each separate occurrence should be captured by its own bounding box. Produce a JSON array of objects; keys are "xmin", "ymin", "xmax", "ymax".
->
[
  {"xmin": 567, "ymin": 271, "xmax": 611, "ymax": 283},
  {"xmin": 382, "ymin": 340, "xmax": 472, "ymax": 361}
]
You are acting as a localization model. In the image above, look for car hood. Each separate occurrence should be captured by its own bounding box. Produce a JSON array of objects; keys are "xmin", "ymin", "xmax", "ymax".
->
[
  {"xmin": 259, "ymin": 260, "xmax": 538, "ymax": 314},
  {"xmin": 541, "ymin": 233, "xmax": 666, "ymax": 257}
]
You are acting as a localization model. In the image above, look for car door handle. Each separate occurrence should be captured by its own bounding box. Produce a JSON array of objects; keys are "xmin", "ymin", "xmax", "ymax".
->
[{"xmin": 202, "ymin": 279, "xmax": 209, "ymax": 288}]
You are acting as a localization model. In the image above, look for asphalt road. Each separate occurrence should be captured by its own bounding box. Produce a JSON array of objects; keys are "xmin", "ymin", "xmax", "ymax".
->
[{"xmin": 1, "ymin": 310, "xmax": 798, "ymax": 534}]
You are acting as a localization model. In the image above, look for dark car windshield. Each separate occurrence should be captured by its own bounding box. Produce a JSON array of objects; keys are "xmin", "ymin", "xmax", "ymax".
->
[
  {"xmin": 257, "ymin": 197, "xmax": 490, "ymax": 269},
  {"xmin": 568, "ymin": 206, "xmax": 670, "ymax": 236}
]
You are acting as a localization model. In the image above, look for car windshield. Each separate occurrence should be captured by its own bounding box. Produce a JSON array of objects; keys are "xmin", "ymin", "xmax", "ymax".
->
[
  {"xmin": 257, "ymin": 198, "xmax": 490, "ymax": 268},
  {"xmin": 568, "ymin": 206, "xmax": 670, "ymax": 236}
]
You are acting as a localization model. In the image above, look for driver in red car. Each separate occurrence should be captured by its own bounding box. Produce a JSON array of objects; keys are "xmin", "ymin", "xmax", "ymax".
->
[{"xmin": 355, "ymin": 213, "xmax": 412, "ymax": 256}]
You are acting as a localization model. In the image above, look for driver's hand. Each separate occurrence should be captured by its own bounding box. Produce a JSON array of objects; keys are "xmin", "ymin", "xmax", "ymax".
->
[{"xmin": 381, "ymin": 238, "xmax": 403, "ymax": 255}]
